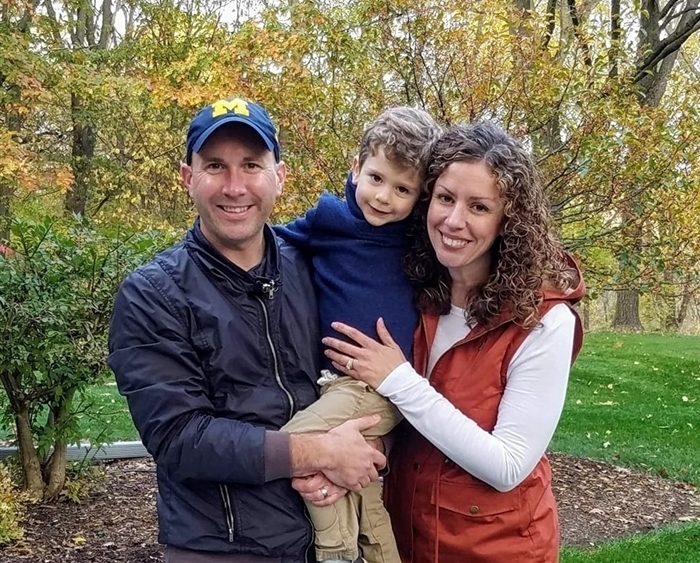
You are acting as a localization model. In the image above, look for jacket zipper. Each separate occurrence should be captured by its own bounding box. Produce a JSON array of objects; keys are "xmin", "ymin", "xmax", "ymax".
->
[
  {"xmin": 256, "ymin": 295, "xmax": 295, "ymax": 418},
  {"xmin": 303, "ymin": 509, "xmax": 314, "ymax": 562},
  {"xmin": 219, "ymin": 484, "xmax": 235, "ymax": 542}
]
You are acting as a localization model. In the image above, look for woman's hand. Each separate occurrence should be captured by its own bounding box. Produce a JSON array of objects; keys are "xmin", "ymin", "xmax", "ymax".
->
[
  {"xmin": 322, "ymin": 318, "xmax": 407, "ymax": 389},
  {"xmin": 292, "ymin": 473, "xmax": 348, "ymax": 507}
]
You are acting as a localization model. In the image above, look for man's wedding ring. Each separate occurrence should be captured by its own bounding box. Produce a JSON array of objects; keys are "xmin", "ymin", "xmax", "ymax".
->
[
  {"xmin": 345, "ymin": 358, "xmax": 354, "ymax": 370},
  {"xmin": 320, "ymin": 487, "xmax": 329, "ymax": 499}
]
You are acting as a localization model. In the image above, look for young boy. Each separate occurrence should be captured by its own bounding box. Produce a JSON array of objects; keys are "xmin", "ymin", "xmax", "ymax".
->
[{"xmin": 275, "ymin": 107, "xmax": 442, "ymax": 563}]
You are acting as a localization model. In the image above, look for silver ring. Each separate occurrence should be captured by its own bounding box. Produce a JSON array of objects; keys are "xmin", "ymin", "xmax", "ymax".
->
[
  {"xmin": 345, "ymin": 358, "xmax": 354, "ymax": 370},
  {"xmin": 320, "ymin": 487, "xmax": 329, "ymax": 499}
]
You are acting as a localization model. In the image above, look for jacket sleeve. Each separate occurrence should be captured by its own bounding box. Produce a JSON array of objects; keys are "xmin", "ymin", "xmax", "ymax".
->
[
  {"xmin": 107, "ymin": 269, "xmax": 288, "ymax": 485},
  {"xmin": 272, "ymin": 205, "xmax": 319, "ymax": 250}
]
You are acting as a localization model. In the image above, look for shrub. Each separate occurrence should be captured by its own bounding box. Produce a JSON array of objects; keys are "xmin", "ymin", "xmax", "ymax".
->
[
  {"xmin": 0, "ymin": 463, "xmax": 25, "ymax": 546},
  {"xmin": 0, "ymin": 216, "xmax": 173, "ymax": 499}
]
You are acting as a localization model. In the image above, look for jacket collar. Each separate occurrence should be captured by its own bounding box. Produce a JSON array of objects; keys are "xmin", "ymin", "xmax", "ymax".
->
[{"xmin": 186, "ymin": 218, "xmax": 282, "ymax": 298}]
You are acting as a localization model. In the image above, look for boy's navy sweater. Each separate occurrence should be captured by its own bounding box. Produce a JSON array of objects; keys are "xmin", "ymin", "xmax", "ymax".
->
[{"xmin": 274, "ymin": 174, "xmax": 417, "ymax": 372}]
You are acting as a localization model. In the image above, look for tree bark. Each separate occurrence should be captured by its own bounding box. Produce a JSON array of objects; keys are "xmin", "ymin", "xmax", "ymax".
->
[
  {"xmin": 43, "ymin": 391, "xmax": 74, "ymax": 499},
  {"xmin": 15, "ymin": 407, "xmax": 44, "ymax": 497},
  {"xmin": 66, "ymin": 92, "xmax": 96, "ymax": 216},
  {"xmin": 0, "ymin": 84, "xmax": 24, "ymax": 241},
  {"xmin": 582, "ymin": 296, "xmax": 590, "ymax": 331},
  {"xmin": 613, "ymin": 289, "xmax": 644, "ymax": 331},
  {"xmin": 677, "ymin": 293, "xmax": 692, "ymax": 327},
  {"xmin": 44, "ymin": 439, "xmax": 68, "ymax": 500},
  {"xmin": 0, "ymin": 181, "xmax": 11, "ymax": 242}
]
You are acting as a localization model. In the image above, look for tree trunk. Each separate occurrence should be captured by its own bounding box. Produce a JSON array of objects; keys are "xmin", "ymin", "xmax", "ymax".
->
[
  {"xmin": 613, "ymin": 290, "xmax": 644, "ymax": 331},
  {"xmin": 677, "ymin": 291, "xmax": 693, "ymax": 328},
  {"xmin": 0, "ymin": 181, "xmax": 11, "ymax": 241},
  {"xmin": 43, "ymin": 392, "xmax": 74, "ymax": 499},
  {"xmin": 582, "ymin": 295, "xmax": 590, "ymax": 331},
  {"xmin": 44, "ymin": 439, "xmax": 68, "ymax": 500},
  {"xmin": 66, "ymin": 92, "xmax": 96, "ymax": 216},
  {"xmin": 0, "ymin": 83, "xmax": 24, "ymax": 241},
  {"xmin": 15, "ymin": 407, "xmax": 44, "ymax": 497}
]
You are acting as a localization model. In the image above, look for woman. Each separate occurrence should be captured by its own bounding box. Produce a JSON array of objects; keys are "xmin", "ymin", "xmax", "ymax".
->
[{"xmin": 322, "ymin": 122, "xmax": 585, "ymax": 562}]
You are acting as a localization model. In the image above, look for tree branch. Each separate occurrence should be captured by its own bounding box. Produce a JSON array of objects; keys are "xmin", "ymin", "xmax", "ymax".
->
[
  {"xmin": 567, "ymin": 0, "xmax": 593, "ymax": 69},
  {"xmin": 97, "ymin": 0, "xmax": 113, "ymax": 48},
  {"xmin": 634, "ymin": 10, "xmax": 700, "ymax": 82},
  {"xmin": 659, "ymin": 0, "xmax": 686, "ymax": 22},
  {"xmin": 542, "ymin": 0, "xmax": 557, "ymax": 50}
]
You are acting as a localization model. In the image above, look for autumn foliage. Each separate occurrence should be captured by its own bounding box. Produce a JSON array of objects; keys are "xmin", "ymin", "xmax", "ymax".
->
[{"xmin": 1, "ymin": 0, "xmax": 699, "ymax": 494}]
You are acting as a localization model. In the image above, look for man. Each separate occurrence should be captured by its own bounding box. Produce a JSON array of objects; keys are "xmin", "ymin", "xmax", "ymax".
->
[{"xmin": 108, "ymin": 97, "xmax": 385, "ymax": 563}]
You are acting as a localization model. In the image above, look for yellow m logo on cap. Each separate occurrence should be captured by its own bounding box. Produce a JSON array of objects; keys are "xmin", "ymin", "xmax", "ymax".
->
[{"xmin": 211, "ymin": 98, "xmax": 250, "ymax": 118}]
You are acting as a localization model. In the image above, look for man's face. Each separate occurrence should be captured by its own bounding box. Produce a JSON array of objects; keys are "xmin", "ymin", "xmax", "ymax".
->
[{"xmin": 180, "ymin": 125, "xmax": 285, "ymax": 268}]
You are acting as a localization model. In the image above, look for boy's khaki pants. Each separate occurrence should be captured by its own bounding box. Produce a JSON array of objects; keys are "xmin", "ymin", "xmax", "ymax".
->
[{"xmin": 282, "ymin": 376, "xmax": 401, "ymax": 563}]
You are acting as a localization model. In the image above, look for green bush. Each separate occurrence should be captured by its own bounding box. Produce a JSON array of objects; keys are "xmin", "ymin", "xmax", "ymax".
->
[{"xmin": 0, "ymin": 216, "xmax": 174, "ymax": 498}]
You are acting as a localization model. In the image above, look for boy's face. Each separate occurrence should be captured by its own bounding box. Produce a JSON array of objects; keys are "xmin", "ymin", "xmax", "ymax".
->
[{"xmin": 351, "ymin": 148, "xmax": 421, "ymax": 227}]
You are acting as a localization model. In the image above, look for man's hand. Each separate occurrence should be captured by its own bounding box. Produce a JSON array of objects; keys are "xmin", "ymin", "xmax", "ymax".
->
[
  {"xmin": 292, "ymin": 473, "xmax": 347, "ymax": 507},
  {"xmin": 290, "ymin": 415, "xmax": 386, "ymax": 492},
  {"xmin": 323, "ymin": 416, "xmax": 386, "ymax": 490}
]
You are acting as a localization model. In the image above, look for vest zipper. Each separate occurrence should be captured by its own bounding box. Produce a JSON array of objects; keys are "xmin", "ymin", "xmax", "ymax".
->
[
  {"xmin": 219, "ymin": 484, "xmax": 235, "ymax": 542},
  {"xmin": 256, "ymin": 295, "xmax": 295, "ymax": 418}
]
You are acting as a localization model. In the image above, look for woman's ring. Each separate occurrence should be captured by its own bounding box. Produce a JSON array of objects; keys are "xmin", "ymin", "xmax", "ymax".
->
[
  {"xmin": 345, "ymin": 358, "xmax": 354, "ymax": 370},
  {"xmin": 320, "ymin": 487, "xmax": 329, "ymax": 499}
]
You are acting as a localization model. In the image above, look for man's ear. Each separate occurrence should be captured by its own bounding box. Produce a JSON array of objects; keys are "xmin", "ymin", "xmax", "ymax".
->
[
  {"xmin": 351, "ymin": 155, "xmax": 361, "ymax": 184},
  {"xmin": 275, "ymin": 160, "xmax": 287, "ymax": 196},
  {"xmin": 180, "ymin": 162, "xmax": 193, "ymax": 197}
]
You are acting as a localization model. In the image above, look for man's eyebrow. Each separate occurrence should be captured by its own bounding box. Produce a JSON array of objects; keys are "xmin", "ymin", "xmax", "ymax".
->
[{"xmin": 199, "ymin": 154, "xmax": 224, "ymax": 162}]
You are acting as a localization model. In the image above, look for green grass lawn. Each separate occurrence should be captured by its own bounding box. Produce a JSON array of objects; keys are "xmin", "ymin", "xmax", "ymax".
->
[
  {"xmin": 0, "ymin": 381, "xmax": 138, "ymax": 444},
  {"xmin": 551, "ymin": 332, "xmax": 700, "ymax": 487},
  {"xmin": 561, "ymin": 522, "xmax": 700, "ymax": 562},
  {"xmin": 77, "ymin": 381, "xmax": 138, "ymax": 443},
  {"xmin": 554, "ymin": 332, "xmax": 700, "ymax": 561}
]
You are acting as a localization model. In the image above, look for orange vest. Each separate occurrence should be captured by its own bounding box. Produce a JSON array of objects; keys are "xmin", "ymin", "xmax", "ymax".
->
[{"xmin": 384, "ymin": 274, "xmax": 585, "ymax": 563}]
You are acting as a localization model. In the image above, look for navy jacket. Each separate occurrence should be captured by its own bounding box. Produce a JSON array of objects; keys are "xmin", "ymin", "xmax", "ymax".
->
[
  {"xmin": 274, "ymin": 173, "xmax": 417, "ymax": 372},
  {"xmin": 107, "ymin": 221, "xmax": 320, "ymax": 561}
]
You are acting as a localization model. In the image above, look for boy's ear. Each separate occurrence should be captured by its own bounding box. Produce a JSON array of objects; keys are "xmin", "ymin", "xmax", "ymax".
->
[{"xmin": 351, "ymin": 155, "xmax": 361, "ymax": 184}]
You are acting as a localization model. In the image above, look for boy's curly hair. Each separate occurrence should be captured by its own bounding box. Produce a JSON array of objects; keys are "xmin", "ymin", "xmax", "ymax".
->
[
  {"xmin": 358, "ymin": 107, "xmax": 442, "ymax": 178},
  {"xmin": 404, "ymin": 122, "xmax": 576, "ymax": 329}
]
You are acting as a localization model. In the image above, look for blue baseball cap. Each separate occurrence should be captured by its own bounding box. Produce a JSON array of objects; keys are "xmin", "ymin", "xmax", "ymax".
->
[{"xmin": 185, "ymin": 97, "xmax": 281, "ymax": 163}]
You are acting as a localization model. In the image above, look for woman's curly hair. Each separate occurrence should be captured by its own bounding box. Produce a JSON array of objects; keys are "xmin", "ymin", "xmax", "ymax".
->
[{"xmin": 404, "ymin": 122, "xmax": 576, "ymax": 329}]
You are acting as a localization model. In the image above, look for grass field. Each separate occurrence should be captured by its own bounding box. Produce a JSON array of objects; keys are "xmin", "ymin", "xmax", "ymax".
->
[
  {"xmin": 561, "ymin": 522, "xmax": 700, "ymax": 562},
  {"xmin": 551, "ymin": 332, "xmax": 700, "ymax": 487},
  {"xmin": 2, "ymin": 332, "xmax": 699, "ymax": 560}
]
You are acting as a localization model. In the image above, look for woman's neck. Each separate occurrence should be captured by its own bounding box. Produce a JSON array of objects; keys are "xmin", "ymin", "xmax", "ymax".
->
[{"xmin": 448, "ymin": 258, "xmax": 492, "ymax": 306}]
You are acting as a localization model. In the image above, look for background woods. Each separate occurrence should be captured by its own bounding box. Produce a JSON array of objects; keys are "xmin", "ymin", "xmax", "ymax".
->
[
  {"xmin": 1, "ymin": 0, "xmax": 699, "ymax": 318},
  {"xmin": 1, "ymin": 0, "xmax": 700, "ymax": 497}
]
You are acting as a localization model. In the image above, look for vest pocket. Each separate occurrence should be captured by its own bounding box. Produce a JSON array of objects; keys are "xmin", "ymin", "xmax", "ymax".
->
[
  {"xmin": 430, "ymin": 480, "xmax": 530, "ymax": 560},
  {"xmin": 431, "ymin": 479, "xmax": 521, "ymax": 518}
]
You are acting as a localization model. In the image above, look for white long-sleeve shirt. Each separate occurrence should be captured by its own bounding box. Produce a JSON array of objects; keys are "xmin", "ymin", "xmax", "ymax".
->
[{"xmin": 376, "ymin": 303, "xmax": 576, "ymax": 492}]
